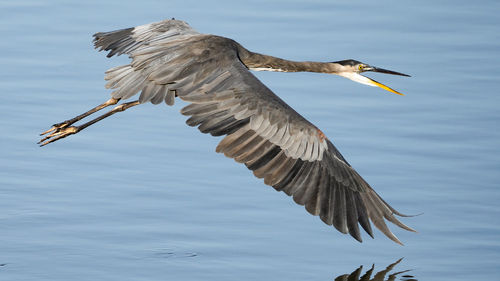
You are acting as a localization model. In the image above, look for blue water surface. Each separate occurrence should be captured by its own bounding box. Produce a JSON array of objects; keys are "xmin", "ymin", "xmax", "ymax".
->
[{"xmin": 1, "ymin": 1, "xmax": 499, "ymax": 280}]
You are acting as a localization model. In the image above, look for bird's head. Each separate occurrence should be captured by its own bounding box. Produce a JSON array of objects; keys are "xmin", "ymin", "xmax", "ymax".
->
[{"xmin": 331, "ymin": 59, "xmax": 410, "ymax": 95}]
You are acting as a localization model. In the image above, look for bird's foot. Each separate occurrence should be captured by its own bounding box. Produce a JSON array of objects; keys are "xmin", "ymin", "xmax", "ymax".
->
[
  {"xmin": 38, "ymin": 99, "xmax": 140, "ymax": 147},
  {"xmin": 38, "ymin": 125, "xmax": 80, "ymax": 146},
  {"xmin": 39, "ymin": 120, "xmax": 73, "ymax": 137}
]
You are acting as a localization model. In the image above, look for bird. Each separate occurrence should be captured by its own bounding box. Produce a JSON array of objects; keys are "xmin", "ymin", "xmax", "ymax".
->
[{"xmin": 39, "ymin": 18, "xmax": 415, "ymax": 244}]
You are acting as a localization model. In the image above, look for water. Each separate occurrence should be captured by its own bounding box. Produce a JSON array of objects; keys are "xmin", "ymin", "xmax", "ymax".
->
[{"xmin": 1, "ymin": 0, "xmax": 499, "ymax": 280}]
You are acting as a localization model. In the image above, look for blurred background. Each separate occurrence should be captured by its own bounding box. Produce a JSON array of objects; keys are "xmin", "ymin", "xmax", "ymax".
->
[{"xmin": 1, "ymin": 0, "xmax": 499, "ymax": 280}]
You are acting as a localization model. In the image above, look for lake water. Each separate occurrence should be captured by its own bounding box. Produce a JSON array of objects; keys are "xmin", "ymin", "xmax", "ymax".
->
[{"xmin": 1, "ymin": 0, "xmax": 499, "ymax": 280}]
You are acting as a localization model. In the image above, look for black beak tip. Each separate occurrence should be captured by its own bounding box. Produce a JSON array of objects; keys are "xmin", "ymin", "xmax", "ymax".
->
[{"xmin": 371, "ymin": 67, "xmax": 411, "ymax": 77}]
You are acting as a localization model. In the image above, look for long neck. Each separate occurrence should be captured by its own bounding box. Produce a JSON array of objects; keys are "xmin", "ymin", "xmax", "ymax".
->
[{"xmin": 236, "ymin": 45, "xmax": 342, "ymax": 74}]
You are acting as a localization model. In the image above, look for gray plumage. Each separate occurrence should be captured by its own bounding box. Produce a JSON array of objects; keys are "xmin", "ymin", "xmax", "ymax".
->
[{"xmin": 43, "ymin": 18, "xmax": 415, "ymax": 244}]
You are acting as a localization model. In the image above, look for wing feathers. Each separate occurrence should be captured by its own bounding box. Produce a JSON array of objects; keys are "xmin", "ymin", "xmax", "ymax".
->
[
  {"xmin": 150, "ymin": 85, "xmax": 167, "ymax": 104},
  {"xmin": 210, "ymin": 117, "xmax": 250, "ymax": 137},
  {"xmin": 333, "ymin": 186, "xmax": 348, "ymax": 234},
  {"xmin": 253, "ymin": 150, "xmax": 288, "ymax": 178},
  {"xmin": 264, "ymin": 157, "xmax": 296, "ymax": 186},
  {"xmin": 319, "ymin": 176, "xmax": 333, "ymax": 225},
  {"xmin": 362, "ymin": 194, "xmax": 402, "ymax": 245},
  {"xmin": 272, "ymin": 159, "xmax": 304, "ymax": 192},
  {"xmin": 93, "ymin": 19, "xmax": 199, "ymax": 58},
  {"xmin": 345, "ymin": 191, "xmax": 362, "ymax": 241},
  {"xmin": 237, "ymin": 138, "xmax": 274, "ymax": 164},
  {"xmin": 233, "ymin": 136, "xmax": 268, "ymax": 162},
  {"xmin": 93, "ymin": 27, "xmax": 135, "ymax": 57},
  {"xmin": 246, "ymin": 145, "xmax": 281, "ymax": 171},
  {"xmin": 292, "ymin": 162, "xmax": 320, "ymax": 205}
]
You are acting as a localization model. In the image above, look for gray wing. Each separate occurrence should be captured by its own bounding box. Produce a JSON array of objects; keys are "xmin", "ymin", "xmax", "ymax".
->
[
  {"xmin": 94, "ymin": 19, "xmax": 414, "ymax": 244},
  {"xmin": 93, "ymin": 18, "xmax": 200, "ymax": 58}
]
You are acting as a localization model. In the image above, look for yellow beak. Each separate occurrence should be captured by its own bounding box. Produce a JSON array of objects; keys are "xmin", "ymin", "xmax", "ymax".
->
[
  {"xmin": 366, "ymin": 77, "xmax": 405, "ymax": 96},
  {"xmin": 337, "ymin": 72, "xmax": 406, "ymax": 96}
]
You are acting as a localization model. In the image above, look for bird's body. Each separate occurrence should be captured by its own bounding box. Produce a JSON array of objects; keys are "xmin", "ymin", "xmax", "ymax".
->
[{"xmin": 40, "ymin": 19, "xmax": 414, "ymax": 244}]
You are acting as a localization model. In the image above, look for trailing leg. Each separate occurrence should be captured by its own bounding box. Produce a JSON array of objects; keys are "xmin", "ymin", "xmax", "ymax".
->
[
  {"xmin": 40, "ymin": 98, "xmax": 120, "ymax": 136},
  {"xmin": 38, "ymin": 100, "xmax": 140, "ymax": 146}
]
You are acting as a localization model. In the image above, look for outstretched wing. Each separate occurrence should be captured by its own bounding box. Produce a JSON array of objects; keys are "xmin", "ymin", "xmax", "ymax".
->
[
  {"xmin": 93, "ymin": 18, "xmax": 200, "ymax": 58},
  {"xmin": 94, "ymin": 19, "xmax": 415, "ymax": 244}
]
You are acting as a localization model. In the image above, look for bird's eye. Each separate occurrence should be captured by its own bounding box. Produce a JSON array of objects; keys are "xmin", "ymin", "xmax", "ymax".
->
[{"xmin": 358, "ymin": 65, "xmax": 364, "ymax": 71}]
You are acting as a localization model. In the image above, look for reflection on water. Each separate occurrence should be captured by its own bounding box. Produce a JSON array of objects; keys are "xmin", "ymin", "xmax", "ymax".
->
[{"xmin": 334, "ymin": 259, "xmax": 416, "ymax": 281}]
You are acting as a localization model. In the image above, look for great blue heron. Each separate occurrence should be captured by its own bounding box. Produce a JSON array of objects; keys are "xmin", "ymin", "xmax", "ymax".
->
[{"xmin": 39, "ymin": 19, "xmax": 415, "ymax": 244}]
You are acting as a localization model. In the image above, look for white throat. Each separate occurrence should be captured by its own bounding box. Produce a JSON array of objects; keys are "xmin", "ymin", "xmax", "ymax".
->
[{"xmin": 337, "ymin": 72, "xmax": 377, "ymax": 87}]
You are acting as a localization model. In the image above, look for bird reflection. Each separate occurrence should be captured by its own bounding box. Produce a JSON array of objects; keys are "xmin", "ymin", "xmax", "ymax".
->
[{"xmin": 334, "ymin": 258, "xmax": 417, "ymax": 281}]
